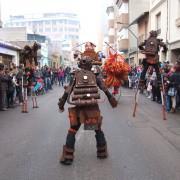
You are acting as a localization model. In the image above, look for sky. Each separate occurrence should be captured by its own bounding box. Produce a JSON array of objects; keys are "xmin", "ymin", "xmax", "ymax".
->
[{"xmin": 1, "ymin": 0, "xmax": 109, "ymax": 45}]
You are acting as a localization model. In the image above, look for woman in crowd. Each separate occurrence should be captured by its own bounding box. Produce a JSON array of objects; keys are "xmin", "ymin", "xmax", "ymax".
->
[{"xmin": 167, "ymin": 62, "xmax": 180, "ymax": 113}]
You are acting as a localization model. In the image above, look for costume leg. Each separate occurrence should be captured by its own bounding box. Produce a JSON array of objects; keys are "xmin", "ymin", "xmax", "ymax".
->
[
  {"xmin": 60, "ymin": 122, "xmax": 81, "ymax": 165},
  {"xmin": 34, "ymin": 97, "xmax": 38, "ymax": 108},
  {"xmin": 153, "ymin": 64, "xmax": 161, "ymax": 85},
  {"xmin": 139, "ymin": 62, "xmax": 149, "ymax": 88},
  {"xmin": 95, "ymin": 120, "xmax": 108, "ymax": 159},
  {"xmin": 32, "ymin": 97, "xmax": 35, "ymax": 108}
]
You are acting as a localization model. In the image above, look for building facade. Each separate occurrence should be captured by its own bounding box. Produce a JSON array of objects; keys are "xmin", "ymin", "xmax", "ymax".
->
[
  {"xmin": 168, "ymin": 0, "xmax": 180, "ymax": 63},
  {"xmin": 150, "ymin": 0, "xmax": 168, "ymax": 62},
  {"xmin": 106, "ymin": 5, "xmax": 115, "ymax": 46},
  {"xmin": 0, "ymin": 27, "xmax": 27, "ymax": 41},
  {"xmin": 128, "ymin": 0, "xmax": 150, "ymax": 65},
  {"xmin": 106, "ymin": 0, "xmax": 129, "ymax": 59},
  {"xmin": 0, "ymin": 41, "xmax": 21, "ymax": 66},
  {"xmin": 115, "ymin": 0, "xmax": 129, "ymax": 58},
  {"xmin": 0, "ymin": 27, "xmax": 48, "ymax": 67},
  {"xmin": 4, "ymin": 13, "xmax": 80, "ymax": 42}
]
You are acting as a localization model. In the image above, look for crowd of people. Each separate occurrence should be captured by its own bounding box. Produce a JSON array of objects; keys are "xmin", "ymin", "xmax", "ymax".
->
[
  {"xmin": 0, "ymin": 63, "xmax": 71, "ymax": 111},
  {"xmin": 128, "ymin": 60, "xmax": 180, "ymax": 113},
  {"xmin": 1, "ymin": 59, "xmax": 180, "ymax": 114}
]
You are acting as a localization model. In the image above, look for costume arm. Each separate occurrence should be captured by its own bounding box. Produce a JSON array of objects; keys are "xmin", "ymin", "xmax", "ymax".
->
[
  {"xmin": 96, "ymin": 76, "xmax": 117, "ymax": 108},
  {"xmin": 138, "ymin": 41, "xmax": 146, "ymax": 51},
  {"xmin": 159, "ymin": 39, "xmax": 168, "ymax": 53},
  {"xmin": 58, "ymin": 75, "xmax": 75, "ymax": 110}
]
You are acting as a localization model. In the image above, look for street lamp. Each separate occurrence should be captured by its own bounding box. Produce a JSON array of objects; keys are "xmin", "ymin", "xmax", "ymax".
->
[{"xmin": 117, "ymin": 22, "xmax": 139, "ymax": 65}]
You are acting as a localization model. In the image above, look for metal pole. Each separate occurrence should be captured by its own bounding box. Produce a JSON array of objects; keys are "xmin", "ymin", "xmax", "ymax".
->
[
  {"xmin": 127, "ymin": 27, "xmax": 139, "ymax": 65},
  {"xmin": 117, "ymin": 22, "xmax": 139, "ymax": 65}
]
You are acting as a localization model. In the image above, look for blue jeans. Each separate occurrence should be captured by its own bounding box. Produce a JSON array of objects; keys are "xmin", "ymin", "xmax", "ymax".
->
[
  {"xmin": 165, "ymin": 95, "xmax": 171, "ymax": 112},
  {"xmin": 58, "ymin": 77, "xmax": 64, "ymax": 86}
]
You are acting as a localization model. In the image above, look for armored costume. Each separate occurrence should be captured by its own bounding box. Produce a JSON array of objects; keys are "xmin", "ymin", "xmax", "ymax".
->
[
  {"xmin": 138, "ymin": 30, "xmax": 167, "ymax": 87},
  {"xmin": 58, "ymin": 56, "xmax": 117, "ymax": 165},
  {"xmin": 19, "ymin": 42, "xmax": 41, "ymax": 112}
]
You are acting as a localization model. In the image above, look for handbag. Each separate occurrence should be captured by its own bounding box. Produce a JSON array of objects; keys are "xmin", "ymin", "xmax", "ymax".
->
[{"xmin": 168, "ymin": 87, "xmax": 177, "ymax": 97}]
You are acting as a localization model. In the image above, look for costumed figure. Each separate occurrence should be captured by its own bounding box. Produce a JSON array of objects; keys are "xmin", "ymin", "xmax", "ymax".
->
[
  {"xmin": 74, "ymin": 42, "xmax": 103, "ymax": 68},
  {"xmin": 21, "ymin": 68, "xmax": 32, "ymax": 113},
  {"xmin": 58, "ymin": 56, "xmax": 118, "ymax": 165},
  {"xmin": 103, "ymin": 47, "xmax": 130, "ymax": 96},
  {"xmin": 138, "ymin": 30, "xmax": 167, "ymax": 88},
  {"xmin": 133, "ymin": 30, "xmax": 167, "ymax": 119},
  {"xmin": 20, "ymin": 42, "xmax": 41, "ymax": 112}
]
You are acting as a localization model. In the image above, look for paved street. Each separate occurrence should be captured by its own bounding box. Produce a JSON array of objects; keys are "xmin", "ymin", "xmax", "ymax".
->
[{"xmin": 0, "ymin": 87, "xmax": 180, "ymax": 180}]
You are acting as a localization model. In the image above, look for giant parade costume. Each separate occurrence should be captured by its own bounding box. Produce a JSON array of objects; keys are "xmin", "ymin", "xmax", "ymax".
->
[
  {"xmin": 133, "ymin": 30, "xmax": 167, "ymax": 119},
  {"xmin": 19, "ymin": 42, "xmax": 41, "ymax": 113},
  {"xmin": 58, "ymin": 42, "xmax": 118, "ymax": 165},
  {"xmin": 103, "ymin": 45, "xmax": 130, "ymax": 95},
  {"xmin": 138, "ymin": 30, "xmax": 167, "ymax": 88}
]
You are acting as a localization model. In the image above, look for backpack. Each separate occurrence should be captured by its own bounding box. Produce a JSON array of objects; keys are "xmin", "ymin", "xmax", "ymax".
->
[
  {"xmin": 71, "ymin": 70, "xmax": 100, "ymax": 106},
  {"xmin": 145, "ymin": 37, "xmax": 158, "ymax": 55}
]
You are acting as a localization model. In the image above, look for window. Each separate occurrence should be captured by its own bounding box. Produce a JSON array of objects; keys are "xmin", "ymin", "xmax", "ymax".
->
[
  {"xmin": 21, "ymin": 22, "xmax": 25, "ymax": 26},
  {"xmin": 59, "ymin": 28, "xmax": 63, "ymax": 32},
  {"xmin": 39, "ymin": 28, "xmax": 43, "ymax": 32},
  {"xmin": 156, "ymin": 12, "xmax": 161, "ymax": 34},
  {"xmin": 178, "ymin": 0, "xmax": 180, "ymax": 17},
  {"xmin": 45, "ymin": 28, "xmax": 51, "ymax": 32},
  {"xmin": 45, "ymin": 21, "xmax": 50, "ymax": 25},
  {"xmin": 52, "ymin": 20, "xmax": 56, "ymax": 25},
  {"xmin": 53, "ymin": 28, "xmax": 57, "ymax": 32}
]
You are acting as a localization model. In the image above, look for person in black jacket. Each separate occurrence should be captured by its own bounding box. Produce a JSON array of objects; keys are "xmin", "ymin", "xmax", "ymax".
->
[
  {"xmin": 0, "ymin": 64, "xmax": 9, "ymax": 111},
  {"xmin": 168, "ymin": 62, "xmax": 180, "ymax": 112}
]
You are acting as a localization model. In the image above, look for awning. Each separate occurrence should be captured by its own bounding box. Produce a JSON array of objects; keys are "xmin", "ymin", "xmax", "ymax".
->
[
  {"xmin": 129, "ymin": 12, "xmax": 149, "ymax": 26},
  {"xmin": 0, "ymin": 40, "xmax": 21, "ymax": 51}
]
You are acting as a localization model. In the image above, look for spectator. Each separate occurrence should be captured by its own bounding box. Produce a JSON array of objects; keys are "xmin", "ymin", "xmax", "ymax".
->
[
  {"xmin": 167, "ymin": 63, "xmax": 180, "ymax": 113},
  {"xmin": 58, "ymin": 67, "xmax": 65, "ymax": 87},
  {"xmin": 0, "ymin": 64, "xmax": 9, "ymax": 111}
]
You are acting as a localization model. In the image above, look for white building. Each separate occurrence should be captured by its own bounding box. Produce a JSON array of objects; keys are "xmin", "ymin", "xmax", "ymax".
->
[
  {"xmin": 0, "ymin": 27, "xmax": 27, "ymax": 41},
  {"xmin": 150, "ymin": 0, "xmax": 180, "ymax": 63},
  {"xmin": 4, "ymin": 13, "xmax": 80, "ymax": 42},
  {"xmin": 115, "ymin": 0, "xmax": 129, "ymax": 57},
  {"xmin": 168, "ymin": 0, "xmax": 180, "ymax": 62}
]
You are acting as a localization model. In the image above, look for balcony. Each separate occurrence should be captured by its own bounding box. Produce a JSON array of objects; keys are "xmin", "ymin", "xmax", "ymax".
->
[
  {"xmin": 115, "ymin": 13, "xmax": 129, "ymax": 30},
  {"xmin": 114, "ymin": 0, "xmax": 129, "ymax": 8},
  {"xmin": 176, "ymin": 17, "xmax": 180, "ymax": 27},
  {"xmin": 109, "ymin": 36, "xmax": 115, "ymax": 44},
  {"xmin": 108, "ymin": 28, "xmax": 115, "ymax": 36},
  {"xmin": 106, "ymin": 6, "xmax": 114, "ymax": 15},
  {"xmin": 118, "ymin": 39, "xmax": 129, "ymax": 51},
  {"xmin": 108, "ymin": 19, "xmax": 114, "ymax": 28}
]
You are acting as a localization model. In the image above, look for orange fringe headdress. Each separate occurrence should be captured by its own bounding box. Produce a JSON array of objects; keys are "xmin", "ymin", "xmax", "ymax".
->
[{"xmin": 103, "ymin": 48, "xmax": 130, "ymax": 88}]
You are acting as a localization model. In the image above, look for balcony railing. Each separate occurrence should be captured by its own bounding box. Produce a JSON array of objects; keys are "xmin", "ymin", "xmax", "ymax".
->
[
  {"xmin": 115, "ymin": 13, "xmax": 129, "ymax": 31},
  {"xmin": 118, "ymin": 39, "xmax": 128, "ymax": 51},
  {"xmin": 109, "ymin": 36, "xmax": 115, "ymax": 44},
  {"xmin": 115, "ymin": 13, "xmax": 129, "ymax": 25},
  {"xmin": 108, "ymin": 19, "xmax": 114, "ymax": 28}
]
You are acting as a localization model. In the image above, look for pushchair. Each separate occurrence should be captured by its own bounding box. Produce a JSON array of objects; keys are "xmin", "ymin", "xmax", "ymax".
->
[{"xmin": 33, "ymin": 78, "xmax": 45, "ymax": 96}]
